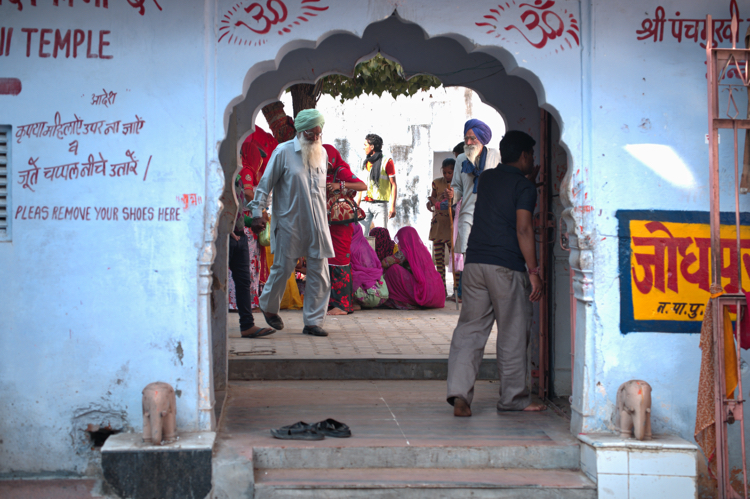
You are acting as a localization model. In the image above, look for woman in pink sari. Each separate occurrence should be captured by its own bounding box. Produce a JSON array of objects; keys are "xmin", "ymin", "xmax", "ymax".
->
[
  {"xmin": 350, "ymin": 223, "xmax": 389, "ymax": 308},
  {"xmin": 381, "ymin": 227, "xmax": 445, "ymax": 309}
]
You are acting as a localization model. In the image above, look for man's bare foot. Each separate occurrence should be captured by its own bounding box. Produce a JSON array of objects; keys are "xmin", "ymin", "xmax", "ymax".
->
[
  {"xmin": 352, "ymin": 304, "xmax": 361, "ymax": 311},
  {"xmin": 454, "ymin": 398, "xmax": 472, "ymax": 417},
  {"xmin": 522, "ymin": 402, "xmax": 547, "ymax": 412},
  {"xmin": 327, "ymin": 307, "xmax": 347, "ymax": 316}
]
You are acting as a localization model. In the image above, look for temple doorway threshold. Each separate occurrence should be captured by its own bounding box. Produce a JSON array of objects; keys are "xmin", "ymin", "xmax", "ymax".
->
[
  {"xmin": 212, "ymin": 379, "xmax": 594, "ymax": 497},
  {"xmin": 227, "ymin": 307, "xmax": 499, "ymax": 381}
]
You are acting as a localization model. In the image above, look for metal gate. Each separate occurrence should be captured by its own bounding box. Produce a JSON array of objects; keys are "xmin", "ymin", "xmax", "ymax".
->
[{"xmin": 706, "ymin": 13, "xmax": 750, "ymax": 498}]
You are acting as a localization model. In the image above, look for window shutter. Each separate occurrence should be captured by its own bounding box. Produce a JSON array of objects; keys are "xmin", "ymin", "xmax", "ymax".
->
[{"xmin": 0, "ymin": 126, "xmax": 9, "ymax": 240}]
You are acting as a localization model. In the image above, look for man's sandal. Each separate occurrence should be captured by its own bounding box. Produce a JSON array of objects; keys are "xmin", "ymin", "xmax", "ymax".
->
[
  {"xmin": 241, "ymin": 327, "xmax": 275, "ymax": 338},
  {"xmin": 313, "ymin": 418, "xmax": 351, "ymax": 438},
  {"xmin": 270, "ymin": 422, "xmax": 324, "ymax": 440}
]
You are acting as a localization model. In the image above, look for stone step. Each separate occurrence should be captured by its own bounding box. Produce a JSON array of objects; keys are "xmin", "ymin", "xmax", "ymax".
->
[
  {"xmin": 213, "ymin": 381, "xmax": 585, "ymax": 499},
  {"xmin": 221, "ymin": 380, "xmax": 580, "ymax": 471},
  {"xmin": 253, "ymin": 443, "xmax": 581, "ymax": 470},
  {"xmin": 228, "ymin": 357, "xmax": 499, "ymax": 380},
  {"xmin": 253, "ymin": 467, "xmax": 597, "ymax": 499}
]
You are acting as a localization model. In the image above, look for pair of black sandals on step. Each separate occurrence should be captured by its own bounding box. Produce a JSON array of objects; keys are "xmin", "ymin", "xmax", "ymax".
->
[{"xmin": 270, "ymin": 419, "xmax": 351, "ymax": 440}]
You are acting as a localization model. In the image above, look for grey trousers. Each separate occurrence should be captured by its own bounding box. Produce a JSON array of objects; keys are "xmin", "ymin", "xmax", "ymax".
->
[
  {"xmin": 446, "ymin": 263, "xmax": 532, "ymax": 411},
  {"xmin": 259, "ymin": 254, "xmax": 330, "ymax": 327},
  {"xmin": 359, "ymin": 201, "xmax": 389, "ymax": 236}
]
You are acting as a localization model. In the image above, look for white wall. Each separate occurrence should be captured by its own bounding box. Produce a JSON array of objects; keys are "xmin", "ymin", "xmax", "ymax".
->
[
  {"xmin": 584, "ymin": 0, "xmax": 749, "ymax": 444},
  {"xmin": 2, "ymin": 0, "xmax": 746, "ymax": 481},
  {"xmin": 0, "ymin": 2, "xmax": 211, "ymax": 475}
]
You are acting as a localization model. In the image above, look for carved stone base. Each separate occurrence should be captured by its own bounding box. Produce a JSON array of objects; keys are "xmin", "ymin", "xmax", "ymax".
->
[{"xmin": 101, "ymin": 431, "xmax": 216, "ymax": 499}]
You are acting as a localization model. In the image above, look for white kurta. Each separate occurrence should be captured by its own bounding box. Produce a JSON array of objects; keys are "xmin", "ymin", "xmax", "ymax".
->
[
  {"xmin": 249, "ymin": 136, "xmax": 334, "ymax": 260},
  {"xmin": 451, "ymin": 147, "xmax": 501, "ymax": 254}
]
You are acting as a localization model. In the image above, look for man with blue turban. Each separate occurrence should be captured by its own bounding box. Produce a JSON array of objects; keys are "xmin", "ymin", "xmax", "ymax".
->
[
  {"xmin": 446, "ymin": 120, "xmax": 502, "ymax": 300},
  {"xmin": 249, "ymin": 109, "xmax": 334, "ymax": 337}
]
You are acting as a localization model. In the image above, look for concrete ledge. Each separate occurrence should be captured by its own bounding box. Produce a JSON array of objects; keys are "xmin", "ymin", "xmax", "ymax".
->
[
  {"xmin": 229, "ymin": 358, "xmax": 499, "ymax": 380},
  {"xmin": 213, "ymin": 436, "xmax": 255, "ymax": 499},
  {"xmin": 101, "ymin": 431, "xmax": 216, "ymax": 499},
  {"xmin": 578, "ymin": 433, "xmax": 698, "ymax": 499},
  {"xmin": 253, "ymin": 468, "xmax": 596, "ymax": 499},
  {"xmin": 253, "ymin": 443, "xmax": 581, "ymax": 470}
]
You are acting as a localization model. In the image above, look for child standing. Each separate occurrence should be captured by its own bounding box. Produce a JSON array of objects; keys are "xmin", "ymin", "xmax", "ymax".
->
[{"xmin": 427, "ymin": 158, "xmax": 455, "ymax": 296}]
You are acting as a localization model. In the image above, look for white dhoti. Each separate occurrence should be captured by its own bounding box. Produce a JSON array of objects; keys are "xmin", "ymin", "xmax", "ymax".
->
[{"xmin": 260, "ymin": 255, "xmax": 330, "ymax": 327}]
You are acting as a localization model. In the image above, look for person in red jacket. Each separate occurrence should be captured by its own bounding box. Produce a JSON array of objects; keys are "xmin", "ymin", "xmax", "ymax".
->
[{"xmin": 323, "ymin": 144, "xmax": 366, "ymax": 315}]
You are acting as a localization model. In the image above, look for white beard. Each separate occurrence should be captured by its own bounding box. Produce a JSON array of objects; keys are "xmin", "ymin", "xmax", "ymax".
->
[
  {"xmin": 299, "ymin": 134, "xmax": 325, "ymax": 171},
  {"xmin": 464, "ymin": 144, "xmax": 482, "ymax": 165}
]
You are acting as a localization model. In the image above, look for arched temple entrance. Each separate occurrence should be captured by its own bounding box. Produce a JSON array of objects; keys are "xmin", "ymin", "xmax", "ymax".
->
[{"xmin": 211, "ymin": 12, "xmax": 578, "ymax": 431}]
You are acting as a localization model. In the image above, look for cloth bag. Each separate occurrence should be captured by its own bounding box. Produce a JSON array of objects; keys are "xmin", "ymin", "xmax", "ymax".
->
[
  {"xmin": 327, "ymin": 166, "xmax": 365, "ymax": 225},
  {"xmin": 354, "ymin": 277, "xmax": 389, "ymax": 308}
]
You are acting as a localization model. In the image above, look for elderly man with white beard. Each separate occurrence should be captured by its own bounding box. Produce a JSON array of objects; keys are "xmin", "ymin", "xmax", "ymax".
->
[
  {"xmin": 249, "ymin": 109, "xmax": 334, "ymax": 337},
  {"xmin": 446, "ymin": 119, "xmax": 502, "ymax": 259}
]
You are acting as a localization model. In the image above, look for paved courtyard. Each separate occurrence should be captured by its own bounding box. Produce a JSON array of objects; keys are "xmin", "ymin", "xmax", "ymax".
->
[{"xmin": 227, "ymin": 307, "xmax": 498, "ymax": 360}]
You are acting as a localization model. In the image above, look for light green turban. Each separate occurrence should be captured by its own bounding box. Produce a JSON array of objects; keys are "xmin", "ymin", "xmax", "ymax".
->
[{"xmin": 294, "ymin": 109, "xmax": 325, "ymax": 133}]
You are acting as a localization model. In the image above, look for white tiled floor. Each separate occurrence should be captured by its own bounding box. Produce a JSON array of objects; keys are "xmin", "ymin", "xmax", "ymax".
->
[
  {"xmin": 580, "ymin": 442, "xmax": 597, "ymax": 479},
  {"xmin": 579, "ymin": 433, "xmax": 698, "ymax": 499},
  {"xmin": 629, "ymin": 474, "xmax": 696, "ymax": 498},
  {"xmin": 598, "ymin": 473, "xmax": 629, "ymax": 499},
  {"xmin": 598, "ymin": 449, "xmax": 628, "ymax": 474},
  {"xmin": 628, "ymin": 450, "xmax": 696, "ymax": 477}
]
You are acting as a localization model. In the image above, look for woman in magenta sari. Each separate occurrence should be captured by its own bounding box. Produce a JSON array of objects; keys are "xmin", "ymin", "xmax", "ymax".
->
[
  {"xmin": 350, "ymin": 224, "xmax": 389, "ymax": 308},
  {"xmin": 380, "ymin": 227, "xmax": 445, "ymax": 309}
]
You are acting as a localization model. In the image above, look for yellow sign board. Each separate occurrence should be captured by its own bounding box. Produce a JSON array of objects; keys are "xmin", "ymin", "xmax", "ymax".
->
[{"xmin": 618, "ymin": 210, "xmax": 750, "ymax": 333}]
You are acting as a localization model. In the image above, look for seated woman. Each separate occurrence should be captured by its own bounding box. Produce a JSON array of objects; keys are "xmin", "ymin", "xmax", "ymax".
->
[
  {"xmin": 379, "ymin": 227, "xmax": 446, "ymax": 310},
  {"xmin": 350, "ymin": 224, "xmax": 389, "ymax": 308},
  {"xmin": 370, "ymin": 227, "xmax": 398, "ymax": 262}
]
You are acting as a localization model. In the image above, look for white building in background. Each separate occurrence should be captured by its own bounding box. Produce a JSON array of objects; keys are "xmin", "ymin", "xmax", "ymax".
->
[{"xmin": 260, "ymin": 87, "xmax": 506, "ymax": 246}]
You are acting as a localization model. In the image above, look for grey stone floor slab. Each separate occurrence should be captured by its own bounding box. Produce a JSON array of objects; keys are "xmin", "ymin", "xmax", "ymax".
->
[
  {"xmin": 228, "ymin": 308, "xmax": 498, "ymax": 360},
  {"xmin": 217, "ymin": 380, "xmax": 577, "ymax": 468},
  {"xmin": 213, "ymin": 380, "xmax": 587, "ymax": 498}
]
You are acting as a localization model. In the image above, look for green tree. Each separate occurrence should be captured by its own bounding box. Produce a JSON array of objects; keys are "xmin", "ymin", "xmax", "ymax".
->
[
  {"xmin": 288, "ymin": 54, "xmax": 442, "ymax": 116},
  {"xmin": 319, "ymin": 53, "xmax": 442, "ymax": 103}
]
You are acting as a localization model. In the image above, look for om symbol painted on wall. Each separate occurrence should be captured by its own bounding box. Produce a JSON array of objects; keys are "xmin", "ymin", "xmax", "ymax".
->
[
  {"xmin": 219, "ymin": 0, "xmax": 329, "ymax": 46},
  {"xmin": 476, "ymin": 0, "xmax": 580, "ymax": 54}
]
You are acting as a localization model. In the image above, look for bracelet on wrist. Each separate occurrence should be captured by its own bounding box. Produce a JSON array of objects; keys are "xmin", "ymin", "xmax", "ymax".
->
[{"xmin": 528, "ymin": 266, "xmax": 540, "ymax": 276}]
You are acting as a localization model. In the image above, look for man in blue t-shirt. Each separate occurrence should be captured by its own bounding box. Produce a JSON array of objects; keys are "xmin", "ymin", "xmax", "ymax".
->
[{"xmin": 446, "ymin": 130, "xmax": 544, "ymax": 416}]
